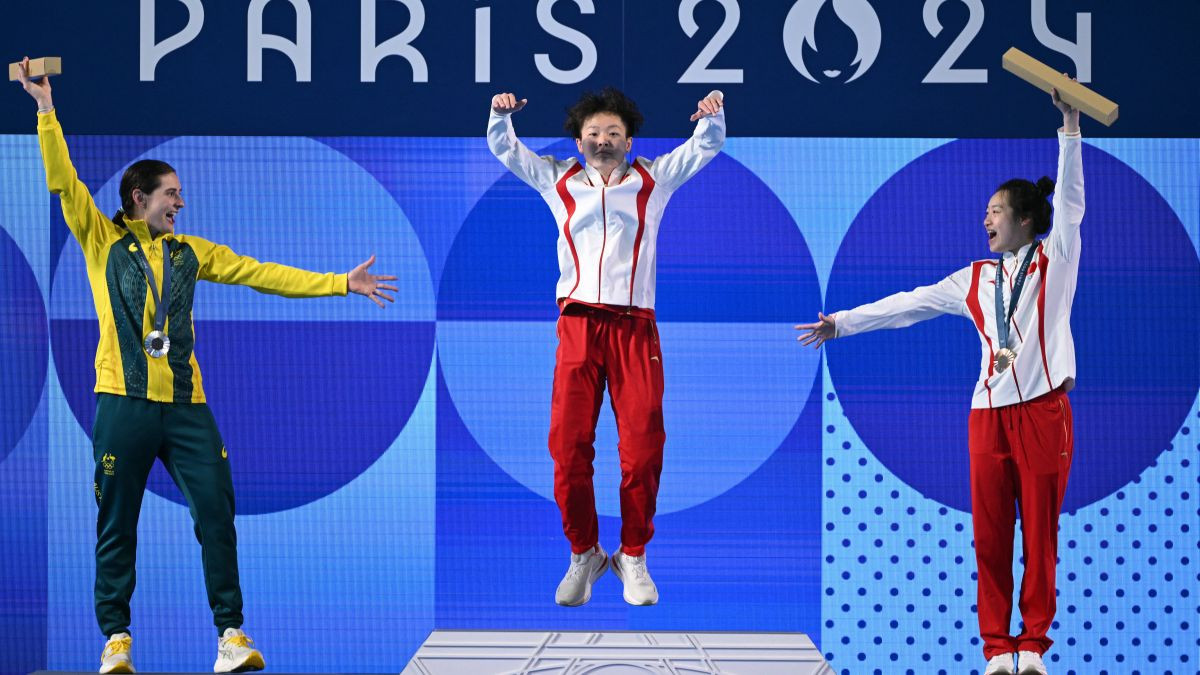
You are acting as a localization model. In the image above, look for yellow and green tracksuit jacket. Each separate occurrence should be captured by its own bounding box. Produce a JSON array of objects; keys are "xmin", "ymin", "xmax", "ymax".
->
[{"xmin": 38, "ymin": 110, "xmax": 348, "ymax": 403}]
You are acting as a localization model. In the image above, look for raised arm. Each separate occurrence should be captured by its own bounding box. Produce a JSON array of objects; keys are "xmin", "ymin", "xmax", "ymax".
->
[
  {"xmin": 646, "ymin": 90, "xmax": 726, "ymax": 193},
  {"xmin": 1043, "ymin": 82, "xmax": 1084, "ymax": 261},
  {"xmin": 16, "ymin": 57, "xmax": 115, "ymax": 255},
  {"xmin": 486, "ymin": 93, "xmax": 566, "ymax": 194},
  {"xmin": 796, "ymin": 265, "xmax": 973, "ymax": 347}
]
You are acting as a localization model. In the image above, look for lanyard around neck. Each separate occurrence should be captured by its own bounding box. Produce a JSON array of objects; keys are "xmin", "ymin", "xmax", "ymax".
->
[
  {"xmin": 994, "ymin": 242, "xmax": 1039, "ymax": 350},
  {"xmin": 127, "ymin": 235, "xmax": 173, "ymax": 334}
]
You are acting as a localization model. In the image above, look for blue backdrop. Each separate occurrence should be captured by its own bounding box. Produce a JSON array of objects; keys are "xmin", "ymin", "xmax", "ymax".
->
[
  {"xmin": 1, "ymin": 2, "xmax": 1197, "ymax": 674},
  {"xmin": 0, "ymin": 130, "xmax": 1195, "ymax": 675},
  {"xmin": 1, "ymin": 0, "xmax": 1196, "ymax": 137}
]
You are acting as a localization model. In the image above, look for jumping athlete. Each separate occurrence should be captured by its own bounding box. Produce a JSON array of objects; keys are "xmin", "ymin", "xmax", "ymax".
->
[
  {"xmin": 796, "ymin": 88, "xmax": 1083, "ymax": 675},
  {"xmin": 487, "ymin": 87, "xmax": 725, "ymax": 606},
  {"xmin": 16, "ymin": 57, "xmax": 398, "ymax": 674}
]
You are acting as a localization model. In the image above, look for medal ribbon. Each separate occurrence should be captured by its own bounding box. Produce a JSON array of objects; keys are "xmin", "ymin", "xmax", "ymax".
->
[
  {"xmin": 128, "ymin": 235, "xmax": 173, "ymax": 336},
  {"xmin": 994, "ymin": 242, "xmax": 1040, "ymax": 351}
]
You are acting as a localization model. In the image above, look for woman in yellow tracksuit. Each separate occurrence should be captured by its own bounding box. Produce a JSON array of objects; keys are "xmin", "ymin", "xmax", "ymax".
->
[{"xmin": 16, "ymin": 58, "xmax": 397, "ymax": 674}]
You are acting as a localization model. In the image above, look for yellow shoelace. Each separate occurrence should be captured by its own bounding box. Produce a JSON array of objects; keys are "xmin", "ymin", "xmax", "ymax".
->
[
  {"xmin": 224, "ymin": 635, "xmax": 254, "ymax": 649},
  {"xmin": 103, "ymin": 637, "xmax": 132, "ymax": 657}
]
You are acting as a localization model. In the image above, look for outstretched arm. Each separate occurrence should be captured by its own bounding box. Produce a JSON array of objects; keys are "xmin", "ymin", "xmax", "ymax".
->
[
  {"xmin": 795, "ymin": 266, "xmax": 973, "ymax": 347},
  {"xmin": 196, "ymin": 238, "xmax": 397, "ymax": 307}
]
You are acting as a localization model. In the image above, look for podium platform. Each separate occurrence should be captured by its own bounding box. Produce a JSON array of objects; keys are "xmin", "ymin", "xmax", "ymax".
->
[
  {"xmin": 28, "ymin": 631, "xmax": 834, "ymax": 674},
  {"xmin": 401, "ymin": 630, "xmax": 835, "ymax": 674}
]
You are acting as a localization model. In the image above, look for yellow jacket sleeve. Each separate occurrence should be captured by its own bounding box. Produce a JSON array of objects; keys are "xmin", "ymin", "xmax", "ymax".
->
[
  {"xmin": 190, "ymin": 236, "xmax": 349, "ymax": 298},
  {"xmin": 37, "ymin": 110, "xmax": 120, "ymax": 257}
]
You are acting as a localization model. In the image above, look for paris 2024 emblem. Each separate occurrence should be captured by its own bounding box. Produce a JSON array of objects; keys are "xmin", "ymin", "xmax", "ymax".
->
[{"xmin": 783, "ymin": 0, "xmax": 881, "ymax": 83}]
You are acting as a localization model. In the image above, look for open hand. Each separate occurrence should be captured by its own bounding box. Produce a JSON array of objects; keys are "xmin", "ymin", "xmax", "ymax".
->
[
  {"xmin": 347, "ymin": 255, "xmax": 399, "ymax": 308},
  {"xmin": 795, "ymin": 312, "xmax": 836, "ymax": 348}
]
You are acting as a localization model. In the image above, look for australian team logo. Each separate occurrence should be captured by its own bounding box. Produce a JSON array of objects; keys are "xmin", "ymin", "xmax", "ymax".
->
[{"xmin": 101, "ymin": 452, "xmax": 117, "ymax": 476}]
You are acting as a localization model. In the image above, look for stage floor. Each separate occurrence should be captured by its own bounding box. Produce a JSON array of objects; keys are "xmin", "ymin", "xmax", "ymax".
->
[{"xmin": 401, "ymin": 629, "xmax": 834, "ymax": 674}]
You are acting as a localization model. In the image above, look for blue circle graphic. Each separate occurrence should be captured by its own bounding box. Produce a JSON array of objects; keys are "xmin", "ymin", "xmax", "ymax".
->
[
  {"xmin": 0, "ymin": 228, "xmax": 48, "ymax": 462},
  {"xmin": 51, "ymin": 136, "xmax": 436, "ymax": 514},
  {"xmin": 825, "ymin": 139, "xmax": 1200, "ymax": 512},
  {"xmin": 439, "ymin": 142, "xmax": 822, "ymax": 514}
]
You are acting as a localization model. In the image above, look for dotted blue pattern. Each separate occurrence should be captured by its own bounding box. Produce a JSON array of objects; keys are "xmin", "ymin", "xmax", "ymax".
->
[{"xmin": 821, "ymin": 376, "xmax": 1199, "ymax": 674}]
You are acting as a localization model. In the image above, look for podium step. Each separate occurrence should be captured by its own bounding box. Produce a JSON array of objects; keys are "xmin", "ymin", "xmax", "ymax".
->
[{"xmin": 401, "ymin": 629, "xmax": 834, "ymax": 674}]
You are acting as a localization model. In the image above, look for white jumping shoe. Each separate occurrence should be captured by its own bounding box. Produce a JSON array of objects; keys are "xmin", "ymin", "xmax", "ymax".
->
[
  {"xmin": 555, "ymin": 545, "xmax": 608, "ymax": 606},
  {"xmin": 611, "ymin": 550, "xmax": 659, "ymax": 606},
  {"xmin": 1017, "ymin": 650, "xmax": 1049, "ymax": 675},
  {"xmin": 983, "ymin": 652, "xmax": 1017, "ymax": 675}
]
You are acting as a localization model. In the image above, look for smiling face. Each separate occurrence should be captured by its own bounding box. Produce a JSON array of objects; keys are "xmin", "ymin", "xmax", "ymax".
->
[
  {"xmin": 133, "ymin": 173, "xmax": 185, "ymax": 236},
  {"xmin": 984, "ymin": 190, "xmax": 1032, "ymax": 254},
  {"xmin": 575, "ymin": 112, "xmax": 632, "ymax": 170}
]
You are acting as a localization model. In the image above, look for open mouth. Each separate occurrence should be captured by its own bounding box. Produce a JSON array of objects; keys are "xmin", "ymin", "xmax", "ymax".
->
[
  {"xmin": 987, "ymin": 230, "xmax": 997, "ymax": 241},
  {"xmin": 166, "ymin": 212, "xmax": 177, "ymax": 226}
]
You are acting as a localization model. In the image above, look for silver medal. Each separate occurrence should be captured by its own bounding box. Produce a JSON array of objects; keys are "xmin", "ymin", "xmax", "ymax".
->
[{"xmin": 144, "ymin": 330, "xmax": 170, "ymax": 358}]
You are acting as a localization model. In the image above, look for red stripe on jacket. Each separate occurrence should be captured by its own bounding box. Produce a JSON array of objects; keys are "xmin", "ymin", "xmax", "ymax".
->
[
  {"xmin": 556, "ymin": 164, "xmax": 585, "ymax": 300},
  {"xmin": 1036, "ymin": 246, "xmax": 1053, "ymax": 390},
  {"xmin": 629, "ymin": 160, "xmax": 656, "ymax": 307},
  {"xmin": 966, "ymin": 260, "xmax": 995, "ymax": 408}
]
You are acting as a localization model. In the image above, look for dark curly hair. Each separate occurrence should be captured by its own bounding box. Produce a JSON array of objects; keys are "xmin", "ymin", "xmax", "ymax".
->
[
  {"xmin": 563, "ymin": 87, "xmax": 644, "ymax": 139},
  {"xmin": 995, "ymin": 176, "xmax": 1056, "ymax": 235}
]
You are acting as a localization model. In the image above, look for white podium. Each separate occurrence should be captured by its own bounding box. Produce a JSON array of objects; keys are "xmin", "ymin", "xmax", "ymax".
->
[{"xmin": 401, "ymin": 630, "xmax": 835, "ymax": 674}]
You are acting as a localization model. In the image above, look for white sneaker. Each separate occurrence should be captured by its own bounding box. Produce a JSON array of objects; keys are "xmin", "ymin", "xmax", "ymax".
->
[
  {"xmin": 611, "ymin": 550, "xmax": 658, "ymax": 606},
  {"xmin": 555, "ymin": 545, "xmax": 608, "ymax": 606},
  {"xmin": 983, "ymin": 652, "xmax": 1016, "ymax": 675},
  {"xmin": 1017, "ymin": 650, "xmax": 1049, "ymax": 675},
  {"xmin": 99, "ymin": 632, "xmax": 134, "ymax": 674},
  {"xmin": 213, "ymin": 627, "xmax": 265, "ymax": 673}
]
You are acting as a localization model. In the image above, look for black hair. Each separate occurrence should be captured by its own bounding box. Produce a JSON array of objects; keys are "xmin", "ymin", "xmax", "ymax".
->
[
  {"xmin": 995, "ymin": 176, "xmax": 1055, "ymax": 235},
  {"xmin": 112, "ymin": 159, "xmax": 176, "ymax": 226},
  {"xmin": 563, "ymin": 87, "xmax": 644, "ymax": 139}
]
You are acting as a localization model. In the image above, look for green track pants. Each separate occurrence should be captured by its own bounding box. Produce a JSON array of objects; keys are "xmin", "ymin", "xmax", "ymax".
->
[{"xmin": 92, "ymin": 393, "xmax": 243, "ymax": 637}]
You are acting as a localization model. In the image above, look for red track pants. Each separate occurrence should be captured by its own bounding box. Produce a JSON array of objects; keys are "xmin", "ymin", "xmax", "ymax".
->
[
  {"xmin": 969, "ymin": 387, "xmax": 1074, "ymax": 659},
  {"xmin": 548, "ymin": 305, "xmax": 665, "ymax": 557}
]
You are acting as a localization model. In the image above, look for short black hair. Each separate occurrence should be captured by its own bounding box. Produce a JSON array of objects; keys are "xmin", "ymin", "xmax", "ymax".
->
[
  {"xmin": 564, "ymin": 87, "xmax": 644, "ymax": 139},
  {"xmin": 995, "ymin": 176, "xmax": 1055, "ymax": 235}
]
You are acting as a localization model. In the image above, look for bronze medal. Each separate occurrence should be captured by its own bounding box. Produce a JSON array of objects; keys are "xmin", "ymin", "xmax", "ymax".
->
[{"xmin": 994, "ymin": 347, "xmax": 1016, "ymax": 373}]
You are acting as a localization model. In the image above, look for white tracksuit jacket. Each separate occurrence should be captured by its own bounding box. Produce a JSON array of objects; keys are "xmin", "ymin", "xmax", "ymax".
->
[
  {"xmin": 833, "ymin": 131, "xmax": 1085, "ymax": 409},
  {"xmin": 486, "ymin": 108, "xmax": 726, "ymax": 311}
]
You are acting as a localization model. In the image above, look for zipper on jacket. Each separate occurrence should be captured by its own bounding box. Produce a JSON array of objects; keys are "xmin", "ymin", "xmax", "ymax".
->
[{"xmin": 597, "ymin": 186, "xmax": 607, "ymax": 304}]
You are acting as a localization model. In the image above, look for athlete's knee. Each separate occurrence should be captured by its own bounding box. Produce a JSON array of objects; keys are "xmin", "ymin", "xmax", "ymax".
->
[{"xmin": 619, "ymin": 449, "xmax": 663, "ymax": 483}]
